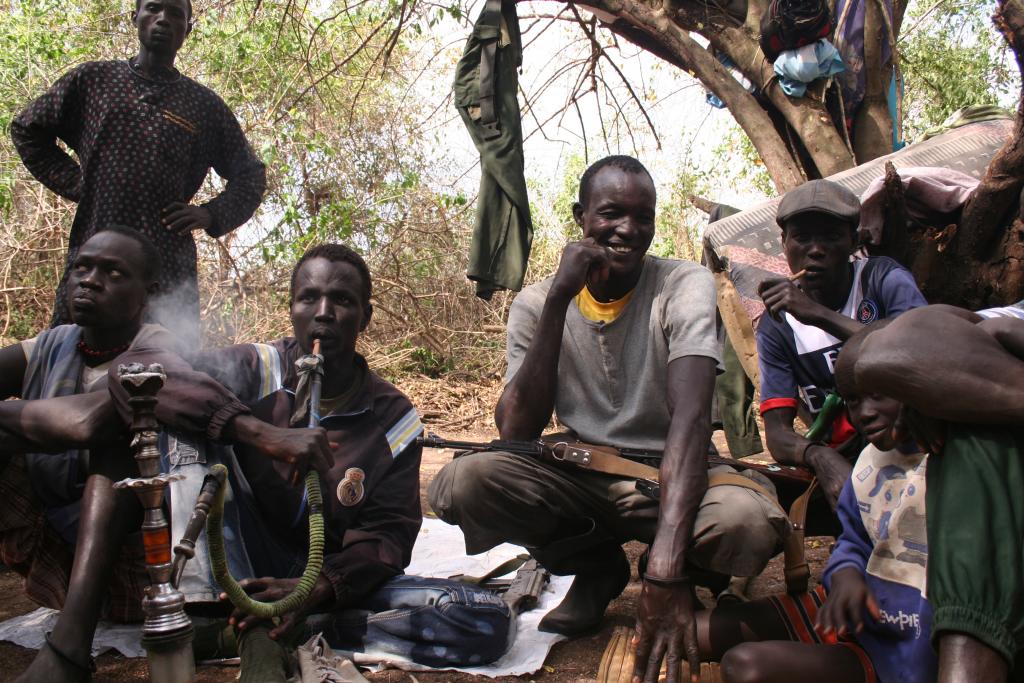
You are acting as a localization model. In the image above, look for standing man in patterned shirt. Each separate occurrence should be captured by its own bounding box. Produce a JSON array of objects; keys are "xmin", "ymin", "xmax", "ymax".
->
[{"xmin": 11, "ymin": 0, "xmax": 266, "ymax": 343}]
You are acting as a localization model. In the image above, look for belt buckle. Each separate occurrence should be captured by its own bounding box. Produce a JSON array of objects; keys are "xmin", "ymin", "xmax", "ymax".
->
[{"xmin": 552, "ymin": 442, "xmax": 592, "ymax": 466}]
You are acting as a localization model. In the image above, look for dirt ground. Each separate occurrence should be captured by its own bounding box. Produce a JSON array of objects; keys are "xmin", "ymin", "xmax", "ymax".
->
[{"xmin": 0, "ymin": 429, "xmax": 834, "ymax": 682}]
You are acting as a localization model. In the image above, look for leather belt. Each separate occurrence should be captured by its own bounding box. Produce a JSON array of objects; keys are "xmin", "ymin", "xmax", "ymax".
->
[
  {"xmin": 548, "ymin": 441, "xmax": 660, "ymax": 480},
  {"xmin": 546, "ymin": 440, "xmax": 817, "ymax": 595}
]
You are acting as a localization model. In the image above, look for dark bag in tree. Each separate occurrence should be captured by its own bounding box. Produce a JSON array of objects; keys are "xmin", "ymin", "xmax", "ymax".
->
[{"xmin": 759, "ymin": 0, "xmax": 834, "ymax": 62}]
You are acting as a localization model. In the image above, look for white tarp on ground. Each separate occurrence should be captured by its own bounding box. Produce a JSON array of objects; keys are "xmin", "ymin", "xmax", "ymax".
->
[
  {"xmin": 0, "ymin": 606, "xmax": 144, "ymax": 657},
  {"xmin": 0, "ymin": 517, "xmax": 570, "ymax": 678}
]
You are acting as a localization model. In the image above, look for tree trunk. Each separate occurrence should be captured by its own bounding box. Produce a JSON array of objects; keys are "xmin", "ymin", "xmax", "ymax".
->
[
  {"xmin": 898, "ymin": 0, "xmax": 1024, "ymax": 307},
  {"xmin": 853, "ymin": 0, "xmax": 895, "ymax": 162},
  {"xmin": 955, "ymin": 0, "xmax": 1024, "ymax": 260},
  {"xmin": 876, "ymin": 162, "xmax": 909, "ymax": 263}
]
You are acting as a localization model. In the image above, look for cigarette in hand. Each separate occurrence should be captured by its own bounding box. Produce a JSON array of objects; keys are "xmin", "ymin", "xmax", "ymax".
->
[{"xmin": 788, "ymin": 269, "xmax": 807, "ymax": 282}]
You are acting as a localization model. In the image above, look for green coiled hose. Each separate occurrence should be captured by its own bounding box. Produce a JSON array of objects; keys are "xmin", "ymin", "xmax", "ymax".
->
[
  {"xmin": 805, "ymin": 392, "xmax": 845, "ymax": 442},
  {"xmin": 206, "ymin": 463, "xmax": 325, "ymax": 618},
  {"xmin": 207, "ymin": 343, "xmax": 327, "ymax": 618}
]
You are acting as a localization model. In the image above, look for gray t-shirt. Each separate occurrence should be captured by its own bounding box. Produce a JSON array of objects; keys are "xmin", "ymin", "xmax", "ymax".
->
[{"xmin": 506, "ymin": 255, "xmax": 721, "ymax": 452}]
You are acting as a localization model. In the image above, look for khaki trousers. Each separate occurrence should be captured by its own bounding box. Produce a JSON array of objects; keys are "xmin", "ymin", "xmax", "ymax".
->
[{"xmin": 427, "ymin": 451, "xmax": 788, "ymax": 578}]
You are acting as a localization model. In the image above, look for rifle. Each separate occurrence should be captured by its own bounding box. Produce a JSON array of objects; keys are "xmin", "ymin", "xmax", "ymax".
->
[
  {"xmin": 502, "ymin": 558, "xmax": 549, "ymax": 612},
  {"xmin": 415, "ymin": 433, "xmax": 815, "ymax": 491},
  {"xmin": 421, "ymin": 432, "xmax": 822, "ymax": 595},
  {"xmin": 449, "ymin": 554, "xmax": 551, "ymax": 613}
]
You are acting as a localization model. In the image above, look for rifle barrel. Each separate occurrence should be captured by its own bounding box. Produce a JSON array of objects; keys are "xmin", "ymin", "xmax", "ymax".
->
[
  {"xmin": 416, "ymin": 434, "xmax": 545, "ymax": 456},
  {"xmin": 417, "ymin": 435, "xmax": 814, "ymax": 484},
  {"xmin": 416, "ymin": 435, "xmax": 495, "ymax": 451}
]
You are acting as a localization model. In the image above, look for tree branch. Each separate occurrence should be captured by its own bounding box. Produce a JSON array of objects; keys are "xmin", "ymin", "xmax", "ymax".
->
[
  {"xmin": 689, "ymin": 195, "xmax": 716, "ymax": 214},
  {"xmin": 569, "ymin": 4, "xmax": 661, "ymax": 148},
  {"xmin": 571, "ymin": 0, "xmax": 806, "ymax": 191},
  {"xmin": 582, "ymin": 0, "xmax": 856, "ymax": 179}
]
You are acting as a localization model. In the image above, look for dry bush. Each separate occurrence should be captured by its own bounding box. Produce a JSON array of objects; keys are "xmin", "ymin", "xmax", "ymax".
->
[
  {"xmin": 0, "ymin": 168, "xmax": 517, "ymax": 423},
  {"xmin": 0, "ymin": 0, "xmax": 629, "ymax": 429},
  {"xmin": 0, "ymin": 184, "xmax": 70, "ymax": 343}
]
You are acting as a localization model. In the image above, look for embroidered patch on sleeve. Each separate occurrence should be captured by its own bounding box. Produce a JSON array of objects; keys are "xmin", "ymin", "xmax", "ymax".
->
[
  {"xmin": 386, "ymin": 408, "xmax": 423, "ymax": 458},
  {"xmin": 337, "ymin": 467, "xmax": 366, "ymax": 506},
  {"xmin": 251, "ymin": 343, "xmax": 283, "ymax": 400}
]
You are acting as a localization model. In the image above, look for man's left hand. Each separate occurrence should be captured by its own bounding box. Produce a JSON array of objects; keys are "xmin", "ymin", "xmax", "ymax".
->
[
  {"xmin": 223, "ymin": 574, "xmax": 333, "ymax": 639},
  {"xmin": 631, "ymin": 580, "xmax": 700, "ymax": 683},
  {"xmin": 162, "ymin": 202, "xmax": 213, "ymax": 234},
  {"xmin": 258, "ymin": 423, "xmax": 336, "ymax": 476}
]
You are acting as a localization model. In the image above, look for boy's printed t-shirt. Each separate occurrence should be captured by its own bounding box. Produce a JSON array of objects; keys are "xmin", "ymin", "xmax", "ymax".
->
[
  {"xmin": 977, "ymin": 300, "xmax": 1024, "ymax": 320},
  {"xmin": 823, "ymin": 444, "xmax": 935, "ymax": 683},
  {"xmin": 756, "ymin": 257, "xmax": 927, "ymax": 432}
]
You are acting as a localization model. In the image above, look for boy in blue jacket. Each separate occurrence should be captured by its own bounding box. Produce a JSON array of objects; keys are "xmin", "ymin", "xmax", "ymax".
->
[
  {"xmin": 692, "ymin": 380, "xmax": 932, "ymax": 683},
  {"xmin": 835, "ymin": 307, "xmax": 1024, "ymax": 682}
]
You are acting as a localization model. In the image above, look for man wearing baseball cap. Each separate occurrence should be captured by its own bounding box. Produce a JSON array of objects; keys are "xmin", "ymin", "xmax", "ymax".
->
[{"xmin": 754, "ymin": 179, "xmax": 927, "ymax": 509}]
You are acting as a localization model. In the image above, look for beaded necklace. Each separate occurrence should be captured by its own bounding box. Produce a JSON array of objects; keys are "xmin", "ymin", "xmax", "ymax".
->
[{"xmin": 76, "ymin": 339, "xmax": 132, "ymax": 363}]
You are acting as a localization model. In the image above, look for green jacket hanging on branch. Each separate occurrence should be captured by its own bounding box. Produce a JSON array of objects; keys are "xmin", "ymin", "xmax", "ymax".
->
[{"xmin": 454, "ymin": 0, "xmax": 533, "ymax": 300}]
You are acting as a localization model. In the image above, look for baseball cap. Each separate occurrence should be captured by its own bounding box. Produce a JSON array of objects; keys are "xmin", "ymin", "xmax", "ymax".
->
[{"xmin": 775, "ymin": 179, "xmax": 860, "ymax": 228}]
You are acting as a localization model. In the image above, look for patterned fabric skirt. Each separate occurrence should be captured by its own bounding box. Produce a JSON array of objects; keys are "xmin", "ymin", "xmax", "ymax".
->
[
  {"xmin": 767, "ymin": 585, "xmax": 878, "ymax": 683},
  {"xmin": 0, "ymin": 454, "xmax": 147, "ymax": 623}
]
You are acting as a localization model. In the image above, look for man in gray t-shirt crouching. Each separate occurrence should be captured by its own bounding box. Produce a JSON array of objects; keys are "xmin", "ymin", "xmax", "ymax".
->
[{"xmin": 428, "ymin": 156, "xmax": 787, "ymax": 679}]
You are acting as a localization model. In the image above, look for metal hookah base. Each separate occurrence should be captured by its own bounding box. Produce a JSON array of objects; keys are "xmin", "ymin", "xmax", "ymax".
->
[{"xmin": 142, "ymin": 625, "xmax": 196, "ymax": 683}]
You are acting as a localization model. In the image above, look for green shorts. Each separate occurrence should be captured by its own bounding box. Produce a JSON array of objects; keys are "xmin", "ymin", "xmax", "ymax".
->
[{"xmin": 926, "ymin": 424, "xmax": 1024, "ymax": 667}]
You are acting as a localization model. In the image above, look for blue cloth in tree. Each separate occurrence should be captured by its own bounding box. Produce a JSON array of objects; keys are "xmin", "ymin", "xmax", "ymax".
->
[{"xmin": 773, "ymin": 39, "xmax": 846, "ymax": 97}]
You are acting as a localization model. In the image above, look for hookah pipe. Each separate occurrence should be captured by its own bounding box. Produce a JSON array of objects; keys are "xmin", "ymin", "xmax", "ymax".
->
[
  {"xmin": 206, "ymin": 340, "xmax": 326, "ymax": 618},
  {"xmin": 115, "ymin": 363, "xmax": 221, "ymax": 683},
  {"xmin": 805, "ymin": 392, "xmax": 845, "ymax": 442},
  {"xmin": 114, "ymin": 346, "xmax": 328, "ymax": 681}
]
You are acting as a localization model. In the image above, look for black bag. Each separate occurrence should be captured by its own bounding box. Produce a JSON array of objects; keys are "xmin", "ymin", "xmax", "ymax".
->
[{"xmin": 759, "ymin": 0, "xmax": 833, "ymax": 62}]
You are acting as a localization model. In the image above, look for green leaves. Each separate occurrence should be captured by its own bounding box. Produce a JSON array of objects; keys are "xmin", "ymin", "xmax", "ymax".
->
[{"xmin": 901, "ymin": 0, "xmax": 1019, "ymax": 138}]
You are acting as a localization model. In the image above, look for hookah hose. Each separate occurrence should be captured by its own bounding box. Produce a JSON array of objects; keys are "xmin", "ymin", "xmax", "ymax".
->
[
  {"xmin": 206, "ymin": 340, "xmax": 326, "ymax": 619},
  {"xmin": 804, "ymin": 392, "xmax": 845, "ymax": 442}
]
